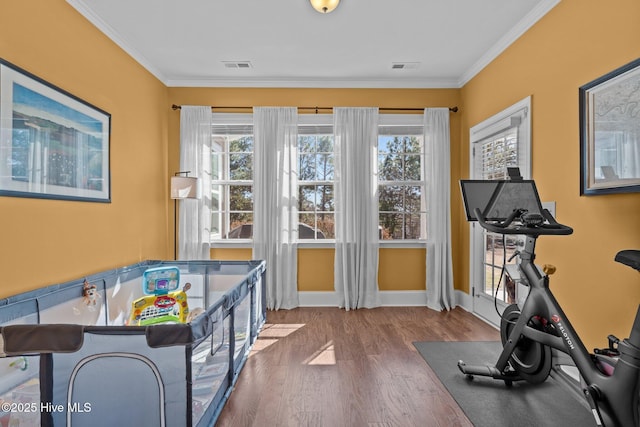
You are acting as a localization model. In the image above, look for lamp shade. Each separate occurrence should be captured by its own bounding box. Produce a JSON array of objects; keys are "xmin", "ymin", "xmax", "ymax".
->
[
  {"xmin": 310, "ymin": 0, "xmax": 339, "ymax": 13},
  {"xmin": 171, "ymin": 176, "xmax": 198, "ymax": 199}
]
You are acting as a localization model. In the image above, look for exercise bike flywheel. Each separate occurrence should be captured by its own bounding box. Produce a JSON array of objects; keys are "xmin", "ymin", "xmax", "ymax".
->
[{"xmin": 500, "ymin": 304, "xmax": 552, "ymax": 384}]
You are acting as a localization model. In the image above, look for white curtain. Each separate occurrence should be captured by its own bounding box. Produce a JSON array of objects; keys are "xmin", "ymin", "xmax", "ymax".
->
[
  {"xmin": 424, "ymin": 108, "xmax": 455, "ymax": 310},
  {"xmin": 333, "ymin": 107, "xmax": 380, "ymax": 310},
  {"xmin": 179, "ymin": 106, "xmax": 212, "ymax": 259},
  {"xmin": 252, "ymin": 107, "xmax": 299, "ymax": 310}
]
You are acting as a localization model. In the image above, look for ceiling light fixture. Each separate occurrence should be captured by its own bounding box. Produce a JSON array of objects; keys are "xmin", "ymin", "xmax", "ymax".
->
[{"xmin": 310, "ymin": 0, "xmax": 340, "ymax": 13}]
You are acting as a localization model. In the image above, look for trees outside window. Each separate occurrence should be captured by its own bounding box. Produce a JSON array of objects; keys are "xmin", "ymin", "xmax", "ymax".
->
[
  {"xmin": 297, "ymin": 134, "xmax": 334, "ymax": 239},
  {"xmin": 210, "ymin": 115, "xmax": 427, "ymax": 242},
  {"xmin": 378, "ymin": 134, "xmax": 425, "ymax": 240},
  {"xmin": 211, "ymin": 132, "xmax": 254, "ymax": 240}
]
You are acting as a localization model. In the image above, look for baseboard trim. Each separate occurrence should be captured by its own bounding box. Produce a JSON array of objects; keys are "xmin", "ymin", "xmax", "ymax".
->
[
  {"xmin": 298, "ymin": 290, "xmax": 430, "ymax": 307},
  {"xmin": 380, "ymin": 291, "xmax": 428, "ymax": 306},
  {"xmin": 298, "ymin": 290, "xmax": 476, "ymax": 308},
  {"xmin": 298, "ymin": 291, "xmax": 338, "ymax": 307}
]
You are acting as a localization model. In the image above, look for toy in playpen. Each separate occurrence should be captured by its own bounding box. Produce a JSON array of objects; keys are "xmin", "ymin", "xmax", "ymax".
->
[{"xmin": 129, "ymin": 266, "xmax": 191, "ymax": 325}]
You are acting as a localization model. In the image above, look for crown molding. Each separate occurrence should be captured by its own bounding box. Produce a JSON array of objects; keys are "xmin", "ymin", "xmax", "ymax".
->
[
  {"xmin": 458, "ymin": 0, "xmax": 561, "ymax": 87},
  {"xmin": 68, "ymin": 0, "xmax": 560, "ymax": 90},
  {"xmin": 164, "ymin": 76, "xmax": 460, "ymax": 89},
  {"xmin": 66, "ymin": 0, "xmax": 168, "ymax": 83}
]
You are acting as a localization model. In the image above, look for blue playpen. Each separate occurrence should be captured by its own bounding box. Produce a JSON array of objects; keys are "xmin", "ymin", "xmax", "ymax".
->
[{"xmin": 0, "ymin": 260, "xmax": 266, "ymax": 427}]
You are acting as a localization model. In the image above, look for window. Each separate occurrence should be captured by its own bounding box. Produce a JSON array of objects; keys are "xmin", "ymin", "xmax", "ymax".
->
[
  {"xmin": 478, "ymin": 129, "xmax": 518, "ymax": 180},
  {"xmin": 377, "ymin": 118, "xmax": 426, "ymax": 240},
  {"xmin": 209, "ymin": 113, "xmax": 428, "ymax": 243},
  {"xmin": 297, "ymin": 118, "xmax": 334, "ymax": 240},
  {"xmin": 469, "ymin": 96, "xmax": 531, "ymax": 325},
  {"xmin": 210, "ymin": 115, "xmax": 254, "ymax": 240},
  {"xmin": 476, "ymin": 128, "xmax": 521, "ymax": 305}
]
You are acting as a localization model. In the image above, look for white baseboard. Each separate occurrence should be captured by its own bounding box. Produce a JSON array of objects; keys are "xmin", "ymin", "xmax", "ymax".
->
[
  {"xmin": 380, "ymin": 291, "xmax": 429, "ymax": 306},
  {"xmin": 298, "ymin": 291, "xmax": 338, "ymax": 307},
  {"xmin": 298, "ymin": 290, "xmax": 429, "ymax": 307},
  {"xmin": 298, "ymin": 289, "xmax": 475, "ymax": 310}
]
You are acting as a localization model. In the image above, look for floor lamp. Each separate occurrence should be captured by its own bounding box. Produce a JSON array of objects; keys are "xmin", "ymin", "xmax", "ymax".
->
[{"xmin": 171, "ymin": 172, "xmax": 198, "ymax": 260}]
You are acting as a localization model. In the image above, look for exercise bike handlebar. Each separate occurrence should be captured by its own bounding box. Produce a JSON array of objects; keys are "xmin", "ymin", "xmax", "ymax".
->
[{"xmin": 473, "ymin": 207, "xmax": 574, "ymax": 236}]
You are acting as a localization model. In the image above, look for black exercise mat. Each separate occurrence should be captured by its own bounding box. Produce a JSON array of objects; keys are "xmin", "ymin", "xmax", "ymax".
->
[{"xmin": 413, "ymin": 341, "xmax": 595, "ymax": 427}]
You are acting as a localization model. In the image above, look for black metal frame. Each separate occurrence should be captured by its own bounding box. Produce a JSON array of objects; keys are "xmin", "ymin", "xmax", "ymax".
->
[{"xmin": 458, "ymin": 190, "xmax": 640, "ymax": 426}]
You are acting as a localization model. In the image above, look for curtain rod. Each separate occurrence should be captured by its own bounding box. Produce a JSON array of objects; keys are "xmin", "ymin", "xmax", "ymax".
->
[{"xmin": 171, "ymin": 104, "xmax": 458, "ymax": 113}]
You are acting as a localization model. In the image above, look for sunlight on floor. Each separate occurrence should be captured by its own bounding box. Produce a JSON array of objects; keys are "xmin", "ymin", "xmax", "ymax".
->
[
  {"xmin": 249, "ymin": 323, "xmax": 306, "ymax": 357},
  {"xmin": 259, "ymin": 323, "xmax": 306, "ymax": 338},
  {"xmin": 303, "ymin": 341, "xmax": 336, "ymax": 365}
]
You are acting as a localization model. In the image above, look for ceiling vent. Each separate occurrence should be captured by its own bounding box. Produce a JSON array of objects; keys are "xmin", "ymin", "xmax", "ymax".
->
[
  {"xmin": 223, "ymin": 61, "xmax": 253, "ymax": 69},
  {"xmin": 391, "ymin": 62, "xmax": 420, "ymax": 70}
]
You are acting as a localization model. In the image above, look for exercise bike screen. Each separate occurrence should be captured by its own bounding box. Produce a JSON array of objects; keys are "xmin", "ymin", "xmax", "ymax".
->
[{"xmin": 460, "ymin": 180, "xmax": 544, "ymax": 221}]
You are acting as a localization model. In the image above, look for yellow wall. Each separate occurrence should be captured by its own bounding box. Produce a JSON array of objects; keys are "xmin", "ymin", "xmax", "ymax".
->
[
  {"xmin": 378, "ymin": 248, "xmax": 426, "ymax": 291},
  {"xmin": 460, "ymin": 0, "xmax": 640, "ymax": 348},
  {"xmin": 298, "ymin": 248, "xmax": 335, "ymax": 291},
  {"xmin": 169, "ymin": 87, "xmax": 460, "ymax": 293},
  {"xmin": 0, "ymin": 1, "xmax": 170, "ymax": 296},
  {"xmin": 2, "ymin": 1, "xmax": 637, "ymax": 350}
]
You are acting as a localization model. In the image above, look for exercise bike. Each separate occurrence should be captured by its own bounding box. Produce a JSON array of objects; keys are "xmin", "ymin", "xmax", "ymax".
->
[{"xmin": 458, "ymin": 178, "xmax": 640, "ymax": 427}]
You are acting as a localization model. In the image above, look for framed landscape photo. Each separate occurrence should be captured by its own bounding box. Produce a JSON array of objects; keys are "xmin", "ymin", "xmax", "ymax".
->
[
  {"xmin": 579, "ymin": 58, "xmax": 640, "ymax": 195},
  {"xmin": 0, "ymin": 59, "xmax": 110, "ymax": 202}
]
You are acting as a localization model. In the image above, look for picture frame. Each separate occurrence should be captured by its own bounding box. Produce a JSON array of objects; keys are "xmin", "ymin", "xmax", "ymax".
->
[
  {"xmin": 0, "ymin": 59, "xmax": 110, "ymax": 202},
  {"xmin": 579, "ymin": 58, "xmax": 640, "ymax": 195}
]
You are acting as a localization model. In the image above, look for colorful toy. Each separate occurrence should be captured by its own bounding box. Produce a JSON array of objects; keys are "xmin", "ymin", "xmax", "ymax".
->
[{"xmin": 129, "ymin": 266, "xmax": 191, "ymax": 326}]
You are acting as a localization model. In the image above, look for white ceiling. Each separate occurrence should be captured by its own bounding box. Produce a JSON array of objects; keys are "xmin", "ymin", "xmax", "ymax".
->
[{"xmin": 67, "ymin": 0, "xmax": 559, "ymax": 88}]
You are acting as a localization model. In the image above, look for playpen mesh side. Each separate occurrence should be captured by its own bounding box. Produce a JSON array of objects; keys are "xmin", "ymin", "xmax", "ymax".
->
[
  {"xmin": 46, "ymin": 331, "xmax": 187, "ymax": 427},
  {"xmin": 0, "ymin": 260, "xmax": 267, "ymax": 427}
]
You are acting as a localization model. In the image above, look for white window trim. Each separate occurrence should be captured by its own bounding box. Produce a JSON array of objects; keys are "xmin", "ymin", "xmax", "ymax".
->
[
  {"xmin": 468, "ymin": 96, "xmax": 532, "ymax": 325},
  {"xmin": 470, "ymin": 96, "xmax": 531, "ymax": 179}
]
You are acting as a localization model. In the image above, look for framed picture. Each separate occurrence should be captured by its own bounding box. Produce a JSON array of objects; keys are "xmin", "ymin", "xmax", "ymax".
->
[
  {"xmin": 579, "ymin": 58, "xmax": 640, "ymax": 195},
  {"xmin": 0, "ymin": 59, "xmax": 110, "ymax": 202}
]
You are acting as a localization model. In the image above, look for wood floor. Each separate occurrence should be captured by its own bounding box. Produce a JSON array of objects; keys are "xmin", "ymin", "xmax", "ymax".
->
[{"xmin": 215, "ymin": 307, "xmax": 499, "ymax": 427}]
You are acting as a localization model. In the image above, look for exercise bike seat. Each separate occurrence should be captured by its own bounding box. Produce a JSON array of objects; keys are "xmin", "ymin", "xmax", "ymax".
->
[{"xmin": 614, "ymin": 250, "xmax": 640, "ymax": 272}]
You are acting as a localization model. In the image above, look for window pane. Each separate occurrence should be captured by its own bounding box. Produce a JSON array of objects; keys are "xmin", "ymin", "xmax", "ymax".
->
[
  {"xmin": 316, "ymin": 185, "xmax": 334, "ymax": 211},
  {"xmin": 211, "ymin": 185, "xmax": 221, "ymax": 210},
  {"xmin": 298, "ymin": 185, "xmax": 316, "ymax": 211},
  {"xmin": 299, "ymin": 154, "xmax": 316, "ymax": 181},
  {"xmin": 316, "ymin": 154, "xmax": 334, "ymax": 180},
  {"xmin": 317, "ymin": 135, "xmax": 333, "ymax": 153},
  {"xmin": 229, "ymin": 136, "xmax": 253, "ymax": 153},
  {"xmin": 298, "ymin": 214, "xmax": 332, "ymax": 239},
  {"xmin": 229, "ymin": 153, "xmax": 253, "ymax": 180},
  {"xmin": 228, "ymin": 213, "xmax": 253, "ymax": 239},
  {"xmin": 211, "ymin": 152, "xmax": 222, "ymax": 180},
  {"xmin": 299, "ymin": 213, "xmax": 316, "ymax": 229},
  {"xmin": 378, "ymin": 136, "xmax": 393, "ymax": 153},
  {"xmin": 404, "ymin": 185, "xmax": 422, "ymax": 212},
  {"xmin": 404, "ymin": 214, "xmax": 423, "ymax": 239},
  {"xmin": 404, "ymin": 136, "xmax": 422, "ymax": 153},
  {"xmin": 211, "ymin": 212, "xmax": 221, "ymax": 237},
  {"xmin": 378, "ymin": 154, "xmax": 402, "ymax": 181},
  {"xmin": 316, "ymin": 213, "xmax": 334, "ymax": 239},
  {"xmin": 229, "ymin": 185, "xmax": 253, "ymax": 211},
  {"xmin": 379, "ymin": 185, "xmax": 404, "ymax": 212},
  {"xmin": 379, "ymin": 212, "xmax": 402, "ymax": 240},
  {"xmin": 403, "ymin": 154, "xmax": 421, "ymax": 181},
  {"xmin": 298, "ymin": 135, "xmax": 316, "ymax": 153}
]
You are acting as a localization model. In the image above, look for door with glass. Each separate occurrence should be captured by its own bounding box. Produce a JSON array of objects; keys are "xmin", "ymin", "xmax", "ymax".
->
[{"xmin": 470, "ymin": 129, "xmax": 526, "ymax": 324}]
